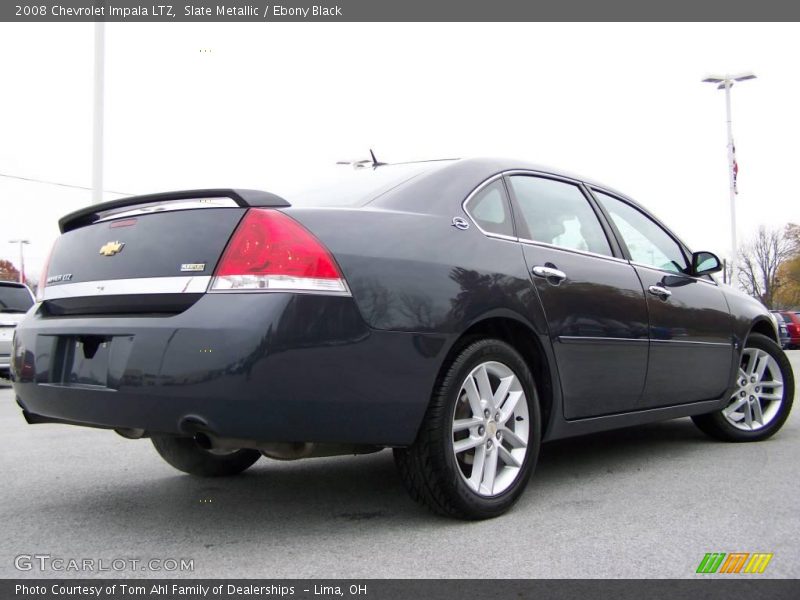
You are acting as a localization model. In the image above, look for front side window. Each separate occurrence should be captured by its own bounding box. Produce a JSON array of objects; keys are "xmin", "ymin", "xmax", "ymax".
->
[
  {"xmin": 507, "ymin": 176, "xmax": 612, "ymax": 256},
  {"xmin": 464, "ymin": 179, "xmax": 514, "ymax": 237},
  {"xmin": 593, "ymin": 190, "xmax": 688, "ymax": 274}
]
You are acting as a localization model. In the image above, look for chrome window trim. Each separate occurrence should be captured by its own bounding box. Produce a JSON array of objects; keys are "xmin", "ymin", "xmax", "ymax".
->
[
  {"xmin": 501, "ymin": 168, "xmax": 585, "ymax": 185},
  {"xmin": 42, "ymin": 276, "xmax": 213, "ymax": 300},
  {"xmin": 460, "ymin": 174, "xmax": 517, "ymax": 240},
  {"xmin": 629, "ymin": 261, "xmax": 719, "ymax": 286},
  {"xmin": 589, "ymin": 185, "xmax": 697, "ymax": 257},
  {"xmin": 470, "ymin": 170, "xmax": 625, "ymax": 263},
  {"xmin": 482, "ymin": 232, "xmax": 519, "ymax": 244},
  {"xmin": 517, "ymin": 237, "xmax": 628, "ymax": 264},
  {"xmin": 94, "ymin": 198, "xmax": 240, "ymax": 223},
  {"xmin": 587, "ymin": 187, "xmax": 719, "ymax": 285},
  {"xmin": 462, "ymin": 171, "xmax": 719, "ymax": 279}
]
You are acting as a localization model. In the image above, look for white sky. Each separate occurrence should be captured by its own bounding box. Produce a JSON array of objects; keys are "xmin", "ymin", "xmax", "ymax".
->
[{"xmin": 1, "ymin": 22, "xmax": 798, "ymax": 279}]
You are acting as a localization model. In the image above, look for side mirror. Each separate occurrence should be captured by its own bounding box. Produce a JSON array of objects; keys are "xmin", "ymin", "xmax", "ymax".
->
[{"xmin": 691, "ymin": 251, "xmax": 722, "ymax": 276}]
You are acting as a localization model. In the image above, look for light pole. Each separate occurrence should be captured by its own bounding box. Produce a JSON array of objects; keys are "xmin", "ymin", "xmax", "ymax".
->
[
  {"xmin": 8, "ymin": 239, "xmax": 30, "ymax": 284},
  {"xmin": 92, "ymin": 21, "xmax": 105, "ymax": 205},
  {"xmin": 702, "ymin": 72, "xmax": 756, "ymax": 288}
]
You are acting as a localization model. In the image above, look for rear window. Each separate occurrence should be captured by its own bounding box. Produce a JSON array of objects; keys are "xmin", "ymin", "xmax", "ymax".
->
[
  {"xmin": 272, "ymin": 161, "xmax": 454, "ymax": 208},
  {"xmin": 0, "ymin": 283, "xmax": 34, "ymax": 312},
  {"xmin": 772, "ymin": 313, "xmax": 785, "ymax": 322}
]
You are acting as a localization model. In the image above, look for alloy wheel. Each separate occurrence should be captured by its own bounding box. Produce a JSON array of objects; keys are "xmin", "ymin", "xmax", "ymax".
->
[
  {"xmin": 451, "ymin": 361, "xmax": 530, "ymax": 496},
  {"xmin": 723, "ymin": 347, "xmax": 784, "ymax": 431}
]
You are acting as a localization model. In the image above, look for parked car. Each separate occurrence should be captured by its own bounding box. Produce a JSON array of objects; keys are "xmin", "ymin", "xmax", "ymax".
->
[
  {"xmin": 771, "ymin": 311, "xmax": 791, "ymax": 349},
  {"xmin": 776, "ymin": 311, "xmax": 800, "ymax": 349},
  {"xmin": 10, "ymin": 158, "xmax": 795, "ymax": 519},
  {"xmin": 0, "ymin": 281, "xmax": 34, "ymax": 380}
]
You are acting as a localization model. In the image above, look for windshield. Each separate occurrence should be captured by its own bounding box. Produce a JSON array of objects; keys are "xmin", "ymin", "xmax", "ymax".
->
[
  {"xmin": 272, "ymin": 161, "xmax": 455, "ymax": 208},
  {"xmin": 0, "ymin": 283, "xmax": 34, "ymax": 312}
]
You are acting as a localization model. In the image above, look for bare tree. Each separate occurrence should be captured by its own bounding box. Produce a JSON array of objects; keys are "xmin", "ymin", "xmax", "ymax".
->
[{"xmin": 738, "ymin": 226, "xmax": 796, "ymax": 308}]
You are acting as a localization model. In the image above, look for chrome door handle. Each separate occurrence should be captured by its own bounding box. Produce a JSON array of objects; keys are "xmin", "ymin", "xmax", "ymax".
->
[
  {"xmin": 648, "ymin": 285, "xmax": 672, "ymax": 300},
  {"xmin": 532, "ymin": 266, "xmax": 567, "ymax": 282}
]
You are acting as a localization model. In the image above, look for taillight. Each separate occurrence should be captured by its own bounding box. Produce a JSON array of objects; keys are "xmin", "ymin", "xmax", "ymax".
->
[{"xmin": 210, "ymin": 209, "xmax": 349, "ymax": 294}]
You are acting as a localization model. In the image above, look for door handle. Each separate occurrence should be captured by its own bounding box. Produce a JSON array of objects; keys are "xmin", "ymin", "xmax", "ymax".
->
[
  {"xmin": 532, "ymin": 265, "xmax": 567, "ymax": 283},
  {"xmin": 648, "ymin": 285, "xmax": 672, "ymax": 300}
]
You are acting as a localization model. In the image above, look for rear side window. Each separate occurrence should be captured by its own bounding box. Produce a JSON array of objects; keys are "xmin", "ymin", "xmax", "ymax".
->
[
  {"xmin": 0, "ymin": 284, "xmax": 34, "ymax": 312},
  {"xmin": 465, "ymin": 179, "xmax": 515, "ymax": 237},
  {"xmin": 507, "ymin": 175, "xmax": 612, "ymax": 256},
  {"xmin": 593, "ymin": 190, "xmax": 688, "ymax": 274}
]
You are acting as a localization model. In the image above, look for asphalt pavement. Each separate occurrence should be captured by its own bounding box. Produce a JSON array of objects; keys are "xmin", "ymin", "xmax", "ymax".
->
[{"xmin": 1, "ymin": 351, "xmax": 798, "ymax": 579}]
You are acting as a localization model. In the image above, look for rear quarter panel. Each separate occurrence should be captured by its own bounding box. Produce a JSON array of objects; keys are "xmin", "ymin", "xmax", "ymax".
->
[{"xmin": 284, "ymin": 207, "xmax": 548, "ymax": 337}]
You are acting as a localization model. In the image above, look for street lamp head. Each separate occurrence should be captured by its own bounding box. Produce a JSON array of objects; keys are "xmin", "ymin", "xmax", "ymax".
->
[
  {"xmin": 702, "ymin": 72, "xmax": 756, "ymax": 88},
  {"xmin": 8, "ymin": 239, "xmax": 31, "ymax": 244}
]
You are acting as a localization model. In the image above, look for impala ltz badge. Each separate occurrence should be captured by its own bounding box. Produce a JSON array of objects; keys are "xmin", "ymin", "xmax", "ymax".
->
[
  {"xmin": 46, "ymin": 273, "xmax": 73, "ymax": 284},
  {"xmin": 99, "ymin": 241, "xmax": 125, "ymax": 256},
  {"xmin": 180, "ymin": 263, "xmax": 206, "ymax": 272}
]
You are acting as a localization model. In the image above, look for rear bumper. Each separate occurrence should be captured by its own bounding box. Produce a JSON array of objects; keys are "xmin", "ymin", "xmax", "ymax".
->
[{"xmin": 11, "ymin": 294, "xmax": 446, "ymax": 446}]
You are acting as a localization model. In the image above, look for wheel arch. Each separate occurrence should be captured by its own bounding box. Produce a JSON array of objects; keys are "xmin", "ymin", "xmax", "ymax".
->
[
  {"xmin": 748, "ymin": 317, "xmax": 779, "ymax": 344},
  {"xmin": 433, "ymin": 312, "xmax": 557, "ymax": 438}
]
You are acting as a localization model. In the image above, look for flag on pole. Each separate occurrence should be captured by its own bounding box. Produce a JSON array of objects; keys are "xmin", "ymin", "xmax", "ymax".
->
[{"xmin": 732, "ymin": 143, "xmax": 739, "ymax": 194}]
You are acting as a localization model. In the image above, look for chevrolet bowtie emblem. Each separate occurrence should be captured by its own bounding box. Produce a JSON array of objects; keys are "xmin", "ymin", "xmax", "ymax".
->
[{"xmin": 99, "ymin": 241, "xmax": 125, "ymax": 256}]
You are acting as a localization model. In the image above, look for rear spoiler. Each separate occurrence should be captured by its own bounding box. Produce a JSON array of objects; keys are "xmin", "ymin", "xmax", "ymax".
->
[{"xmin": 58, "ymin": 188, "xmax": 291, "ymax": 233}]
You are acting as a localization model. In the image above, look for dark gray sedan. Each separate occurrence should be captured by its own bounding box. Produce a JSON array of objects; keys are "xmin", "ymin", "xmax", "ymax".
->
[{"xmin": 11, "ymin": 158, "xmax": 795, "ymax": 519}]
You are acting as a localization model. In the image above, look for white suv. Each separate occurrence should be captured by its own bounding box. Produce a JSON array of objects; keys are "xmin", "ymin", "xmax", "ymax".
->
[{"xmin": 0, "ymin": 281, "xmax": 34, "ymax": 379}]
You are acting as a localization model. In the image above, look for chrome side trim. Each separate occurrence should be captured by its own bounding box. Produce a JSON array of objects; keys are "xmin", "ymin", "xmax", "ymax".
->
[
  {"xmin": 95, "ymin": 198, "xmax": 240, "ymax": 223},
  {"xmin": 559, "ymin": 336, "xmax": 731, "ymax": 348},
  {"xmin": 650, "ymin": 339, "xmax": 732, "ymax": 347},
  {"xmin": 209, "ymin": 274, "xmax": 351, "ymax": 296},
  {"xmin": 558, "ymin": 336, "xmax": 648, "ymax": 345},
  {"xmin": 42, "ymin": 276, "xmax": 212, "ymax": 300}
]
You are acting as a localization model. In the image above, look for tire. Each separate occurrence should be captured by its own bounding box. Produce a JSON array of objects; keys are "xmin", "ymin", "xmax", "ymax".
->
[
  {"xmin": 394, "ymin": 339, "xmax": 541, "ymax": 520},
  {"xmin": 692, "ymin": 333, "xmax": 795, "ymax": 442},
  {"xmin": 151, "ymin": 436, "xmax": 261, "ymax": 477}
]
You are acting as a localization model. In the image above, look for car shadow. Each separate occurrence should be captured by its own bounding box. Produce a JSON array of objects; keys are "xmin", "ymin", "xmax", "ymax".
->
[{"xmin": 46, "ymin": 417, "xmax": 714, "ymax": 539}]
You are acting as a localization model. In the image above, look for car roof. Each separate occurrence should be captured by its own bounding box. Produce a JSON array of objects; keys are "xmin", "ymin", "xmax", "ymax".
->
[{"xmin": 372, "ymin": 157, "xmax": 647, "ymax": 213}]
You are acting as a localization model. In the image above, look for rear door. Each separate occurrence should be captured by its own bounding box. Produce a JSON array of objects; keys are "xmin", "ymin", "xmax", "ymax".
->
[
  {"xmin": 503, "ymin": 174, "xmax": 649, "ymax": 419},
  {"xmin": 591, "ymin": 189, "xmax": 734, "ymax": 407}
]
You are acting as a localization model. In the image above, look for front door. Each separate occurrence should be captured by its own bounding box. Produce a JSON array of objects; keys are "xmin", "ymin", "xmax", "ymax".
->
[
  {"xmin": 505, "ymin": 174, "xmax": 650, "ymax": 419},
  {"xmin": 592, "ymin": 189, "xmax": 734, "ymax": 408}
]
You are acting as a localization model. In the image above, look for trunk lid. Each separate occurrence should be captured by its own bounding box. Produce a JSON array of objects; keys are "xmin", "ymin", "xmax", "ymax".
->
[{"xmin": 42, "ymin": 189, "xmax": 290, "ymax": 315}]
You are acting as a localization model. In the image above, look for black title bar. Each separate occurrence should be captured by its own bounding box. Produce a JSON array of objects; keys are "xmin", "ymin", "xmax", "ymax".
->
[
  {"xmin": 4, "ymin": 579, "xmax": 800, "ymax": 600},
  {"xmin": 4, "ymin": 0, "xmax": 800, "ymax": 22}
]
